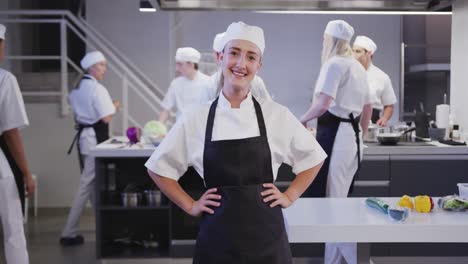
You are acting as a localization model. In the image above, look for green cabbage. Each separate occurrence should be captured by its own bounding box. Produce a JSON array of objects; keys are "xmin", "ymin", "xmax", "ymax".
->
[{"xmin": 143, "ymin": 120, "xmax": 167, "ymax": 140}]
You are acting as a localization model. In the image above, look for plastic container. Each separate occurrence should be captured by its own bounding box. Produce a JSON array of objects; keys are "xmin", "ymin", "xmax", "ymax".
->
[
  {"xmin": 144, "ymin": 190, "xmax": 162, "ymax": 206},
  {"xmin": 458, "ymin": 183, "xmax": 468, "ymax": 200},
  {"xmin": 452, "ymin": 125, "xmax": 461, "ymax": 141},
  {"xmin": 428, "ymin": 128, "xmax": 446, "ymax": 141},
  {"xmin": 387, "ymin": 206, "xmax": 409, "ymax": 222},
  {"xmin": 121, "ymin": 192, "xmax": 141, "ymax": 207}
]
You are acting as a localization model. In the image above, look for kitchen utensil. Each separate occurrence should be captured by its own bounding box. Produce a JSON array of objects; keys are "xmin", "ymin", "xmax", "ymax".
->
[
  {"xmin": 377, "ymin": 127, "xmax": 416, "ymax": 145},
  {"xmin": 364, "ymin": 124, "xmax": 384, "ymax": 143},
  {"xmin": 428, "ymin": 127, "xmax": 446, "ymax": 141},
  {"xmin": 144, "ymin": 190, "xmax": 162, "ymax": 206},
  {"xmin": 458, "ymin": 183, "xmax": 468, "ymax": 200},
  {"xmin": 121, "ymin": 192, "xmax": 141, "ymax": 207},
  {"xmin": 391, "ymin": 124, "xmax": 411, "ymax": 142},
  {"xmin": 414, "ymin": 112, "xmax": 430, "ymax": 138}
]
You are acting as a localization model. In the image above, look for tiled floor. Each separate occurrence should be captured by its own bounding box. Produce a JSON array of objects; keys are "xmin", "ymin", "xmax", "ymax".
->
[{"xmin": 1, "ymin": 209, "xmax": 467, "ymax": 264}]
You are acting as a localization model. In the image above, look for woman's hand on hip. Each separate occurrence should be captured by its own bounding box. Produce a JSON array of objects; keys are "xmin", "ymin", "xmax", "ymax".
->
[
  {"xmin": 189, "ymin": 188, "xmax": 221, "ymax": 217},
  {"xmin": 261, "ymin": 183, "xmax": 293, "ymax": 209}
]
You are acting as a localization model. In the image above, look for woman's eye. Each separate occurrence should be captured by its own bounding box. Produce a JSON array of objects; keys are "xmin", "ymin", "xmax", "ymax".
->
[{"xmin": 249, "ymin": 56, "xmax": 256, "ymax": 61}]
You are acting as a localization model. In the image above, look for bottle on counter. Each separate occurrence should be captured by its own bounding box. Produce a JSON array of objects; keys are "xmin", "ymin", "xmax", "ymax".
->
[{"xmin": 452, "ymin": 124, "xmax": 461, "ymax": 141}]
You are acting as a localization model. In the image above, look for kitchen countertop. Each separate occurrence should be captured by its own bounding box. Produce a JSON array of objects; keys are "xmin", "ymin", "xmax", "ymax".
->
[
  {"xmin": 91, "ymin": 136, "xmax": 468, "ymax": 158},
  {"xmin": 91, "ymin": 137, "xmax": 156, "ymax": 157},
  {"xmin": 284, "ymin": 197, "xmax": 468, "ymax": 243},
  {"xmin": 363, "ymin": 140, "xmax": 468, "ymax": 156}
]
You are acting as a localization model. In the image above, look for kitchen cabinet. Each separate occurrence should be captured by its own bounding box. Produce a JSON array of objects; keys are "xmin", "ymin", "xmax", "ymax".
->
[
  {"xmin": 95, "ymin": 155, "xmax": 207, "ymax": 259},
  {"xmin": 92, "ymin": 138, "xmax": 468, "ymax": 259},
  {"xmin": 350, "ymin": 155, "xmax": 390, "ymax": 197},
  {"xmin": 390, "ymin": 155, "xmax": 468, "ymax": 196},
  {"xmin": 95, "ymin": 157, "xmax": 171, "ymax": 259}
]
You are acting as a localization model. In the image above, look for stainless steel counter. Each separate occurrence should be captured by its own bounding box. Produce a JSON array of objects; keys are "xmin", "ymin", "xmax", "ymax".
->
[{"xmin": 363, "ymin": 141, "xmax": 468, "ymax": 156}]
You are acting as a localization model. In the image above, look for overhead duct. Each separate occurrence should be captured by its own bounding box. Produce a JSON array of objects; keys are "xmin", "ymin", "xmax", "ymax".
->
[{"xmin": 154, "ymin": 0, "xmax": 455, "ymax": 12}]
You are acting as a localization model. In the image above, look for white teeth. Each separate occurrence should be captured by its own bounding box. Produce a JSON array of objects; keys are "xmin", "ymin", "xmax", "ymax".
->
[{"xmin": 232, "ymin": 70, "xmax": 246, "ymax": 77}]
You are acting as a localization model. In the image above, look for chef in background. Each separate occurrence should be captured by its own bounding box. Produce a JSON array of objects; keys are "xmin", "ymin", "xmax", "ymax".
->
[
  {"xmin": 0, "ymin": 23, "xmax": 35, "ymax": 264},
  {"xmin": 158, "ymin": 47, "xmax": 211, "ymax": 123},
  {"xmin": 353, "ymin": 35, "xmax": 397, "ymax": 127},
  {"xmin": 205, "ymin": 31, "xmax": 272, "ymax": 102},
  {"xmin": 62, "ymin": 51, "xmax": 119, "ymax": 246},
  {"xmin": 300, "ymin": 20, "xmax": 372, "ymax": 264}
]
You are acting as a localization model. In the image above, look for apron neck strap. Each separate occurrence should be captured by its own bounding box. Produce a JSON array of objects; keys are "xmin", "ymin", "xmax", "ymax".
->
[{"xmin": 205, "ymin": 95, "xmax": 267, "ymax": 143}]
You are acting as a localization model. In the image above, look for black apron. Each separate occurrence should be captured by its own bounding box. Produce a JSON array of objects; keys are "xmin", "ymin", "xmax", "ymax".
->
[
  {"xmin": 371, "ymin": 108, "xmax": 381, "ymax": 124},
  {"xmin": 302, "ymin": 111, "xmax": 361, "ymax": 197},
  {"xmin": 193, "ymin": 97, "xmax": 292, "ymax": 264},
  {"xmin": 67, "ymin": 76, "xmax": 110, "ymax": 171},
  {"xmin": 0, "ymin": 135, "xmax": 25, "ymax": 214}
]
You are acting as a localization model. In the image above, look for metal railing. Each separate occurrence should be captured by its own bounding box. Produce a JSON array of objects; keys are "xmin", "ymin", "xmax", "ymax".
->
[{"xmin": 0, "ymin": 10, "xmax": 168, "ymax": 134}]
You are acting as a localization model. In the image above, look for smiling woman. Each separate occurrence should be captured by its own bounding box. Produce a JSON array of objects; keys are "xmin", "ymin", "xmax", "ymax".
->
[
  {"xmin": 219, "ymin": 40, "xmax": 263, "ymax": 107},
  {"xmin": 145, "ymin": 21, "xmax": 327, "ymax": 264}
]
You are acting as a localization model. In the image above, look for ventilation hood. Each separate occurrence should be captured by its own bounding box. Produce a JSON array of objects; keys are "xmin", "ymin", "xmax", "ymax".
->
[{"xmin": 152, "ymin": 0, "xmax": 454, "ymax": 12}]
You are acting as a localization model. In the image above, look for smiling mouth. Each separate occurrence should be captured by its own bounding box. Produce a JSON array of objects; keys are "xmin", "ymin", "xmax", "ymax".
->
[{"xmin": 232, "ymin": 69, "xmax": 247, "ymax": 77}]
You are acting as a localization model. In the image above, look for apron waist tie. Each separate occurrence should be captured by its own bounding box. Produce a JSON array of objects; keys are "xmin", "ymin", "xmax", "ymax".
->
[
  {"xmin": 348, "ymin": 113, "xmax": 361, "ymax": 195},
  {"xmin": 67, "ymin": 123, "xmax": 95, "ymax": 171}
]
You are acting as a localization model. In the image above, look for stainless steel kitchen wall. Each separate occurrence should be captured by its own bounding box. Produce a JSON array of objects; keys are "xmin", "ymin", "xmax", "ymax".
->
[{"xmin": 86, "ymin": 0, "xmax": 402, "ymax": 122}]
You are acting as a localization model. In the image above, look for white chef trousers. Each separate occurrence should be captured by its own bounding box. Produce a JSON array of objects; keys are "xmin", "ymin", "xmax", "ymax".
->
[
  {"xmin": 0, "ymin": 176, "xmax": 29, "ymax": 264},
  {"xmin": 61, "ymin": 155, "xmax": 96, "ymax": 237},
  {"xmin": 324, "ymin": 123, "xmax": 362, "ymax": 264}
]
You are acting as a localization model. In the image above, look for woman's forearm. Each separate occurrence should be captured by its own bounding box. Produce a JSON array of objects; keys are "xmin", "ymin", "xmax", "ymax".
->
[
  {"xmin": 300, "ymin": 93, "xmax": 333, "ymax": 125},
  {"xmin": 284, "ymin": 162, "xmax": 324, "ymax": 202},
  {"xmin": 148, "ymin": 169, "xmax": 194, "ymax": 213}
]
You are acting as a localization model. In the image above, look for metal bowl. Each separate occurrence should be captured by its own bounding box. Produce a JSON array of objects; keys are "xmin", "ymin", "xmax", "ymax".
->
[{"xmin": 377, "ymin": 133, "xmax": 401, "ymax": 145}]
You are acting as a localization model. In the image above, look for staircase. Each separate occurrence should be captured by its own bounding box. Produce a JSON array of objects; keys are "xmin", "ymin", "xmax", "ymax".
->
[{"xmin": 0, "ymin": 10, "xmax": 168, "ymax": 134}]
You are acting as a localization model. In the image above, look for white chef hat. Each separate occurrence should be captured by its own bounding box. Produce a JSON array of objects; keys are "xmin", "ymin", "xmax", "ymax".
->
[
  {"xmin": 0, "ymin": 24, "xmax": 6, "ymax": 40},
  {"xmin": 324, "ymin": 20, "xmax": 354, "ymax": 42},
  {"xmin": 354, "ymin": 35, "xmax": 378, "ymax": 54},
  {"xmin": 175, "ymin": 47, "xmax": 201, "ymax": 63},
  {"xmin": 80, "ymin": 51, "xmax": 106, "ymax": 70},
  {"xmin": 222, "ymin": 21, "xmax": 265, "ymax": 55},
  {"xmin": 212, "ymin": 32, "xmax": 225, "ymax": 53}
]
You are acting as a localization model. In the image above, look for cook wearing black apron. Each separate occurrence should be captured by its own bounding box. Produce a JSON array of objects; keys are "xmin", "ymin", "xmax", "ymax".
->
[
  {"xmin": 0, "ymin": 26, "xmax": 32, "ymax": 262},
  {"xmin": 302, "ymin": 111, "xmax": 361, "ymax": 197},
  {"xmin": 67, "ymin": 77, "xmax": 109, "ymax": 171},
  {"xmin": 61, "ymin": 51, "xmax": 116, "ymax": 245},
  {"xmin": 193, "ymin": 97, "xmax": 292, "ymax": 264}
]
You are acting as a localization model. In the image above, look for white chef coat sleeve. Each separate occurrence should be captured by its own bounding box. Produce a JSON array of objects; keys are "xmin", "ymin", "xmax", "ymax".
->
[
  {"xmin": 380, "ymin": 76, "xmax": 397, "ymax": 106},
  {"xmin": 92, "ymin": 85, "xmax": 116, "ymax": 120},
  {"xmin": 161, "ymin": 81, "xmax": 177, "ymax": 111},
  {"xmin": 363, "ymin": 75, "xmax": 373, "ymax": 105},
  {"xmin": 145, "ymin": 116, "xmax": 189, "ymax": 181},
  {"xmin": 283, "ymin": 110, "xmax": 327, "ymax": 174},
  {"xmin": 198, "ymin": 78, "xmax": 215, "ymax": 104},
  {"xmin": 314, "ymin": 61, "xmax": 343, "ymax": 99},
  {"xmin": 0, "ymin": 73, "xmax": 29, "ymax": 134}
]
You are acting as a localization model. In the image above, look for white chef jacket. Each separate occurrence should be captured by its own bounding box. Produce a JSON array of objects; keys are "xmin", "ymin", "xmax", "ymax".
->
[
  {"xmin": 161, "ymin": 71, "xmax": 211, "ymax": 118},
  {"xmin": 367, "ymin": 64, "xmax": 397, "ymax": 110},
  {"xmin": 314, "ymin": 56, "xmax": 372, "ymax": 119},
  {"xmin": 0, "ymin": 68, "xmax": 29, "ymax": 179},
  {"xmin": 145, "ymin": 91, "xmax": 327, "ymax": 182},
  {"xmin": 68, "ymin": 74, "xmax": 115, "ymax": 155},
  {"xmin": 206, "ymin": 70, "xmax": 272, "ymax": 102}
]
